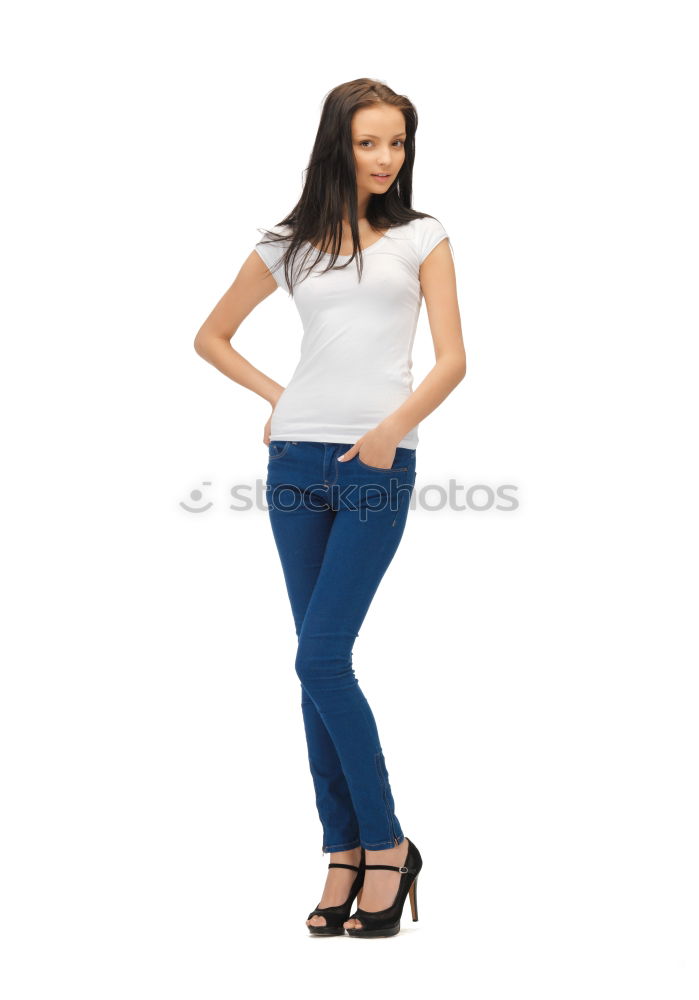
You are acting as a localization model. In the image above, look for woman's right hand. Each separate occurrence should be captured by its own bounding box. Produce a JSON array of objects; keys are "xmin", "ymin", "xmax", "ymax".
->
[
  {"xmin": 263, "ymin": 410, "xmax": 273, "ymax": 446},
  {"xmin": 263, "ymin": 389, "xmax": 285, "ymax": 446}
]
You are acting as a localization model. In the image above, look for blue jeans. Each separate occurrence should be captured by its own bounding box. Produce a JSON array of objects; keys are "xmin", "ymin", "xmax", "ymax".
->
[{"xmin": 265, "ymin": 440, "xmax": 417, "ymax": 854}]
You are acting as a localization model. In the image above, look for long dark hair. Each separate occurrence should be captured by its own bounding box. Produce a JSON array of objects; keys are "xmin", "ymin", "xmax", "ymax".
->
[{"xmin": 257, "ymin": 77, "xmax": 438, "ymax": 296}]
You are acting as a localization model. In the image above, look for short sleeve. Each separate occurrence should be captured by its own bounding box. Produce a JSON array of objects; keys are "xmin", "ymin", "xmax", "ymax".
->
[
  {"xmin": 254, "ymin": 225, "xmax": 292, "ymax": 293},
  {"xmin": 417, "ymin": 216, "xmax": 450, "ymax": 265}
]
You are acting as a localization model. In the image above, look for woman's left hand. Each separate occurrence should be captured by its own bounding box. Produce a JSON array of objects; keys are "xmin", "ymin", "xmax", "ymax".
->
[{"xmin": 338, "ymin": 429, "xmax": 399, "ymax": 470}]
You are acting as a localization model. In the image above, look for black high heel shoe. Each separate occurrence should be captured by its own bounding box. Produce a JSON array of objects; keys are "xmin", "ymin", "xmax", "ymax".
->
[
  {"xmin": 345, "ymin": 837, "xmax": 422, "ymax": 938},
  {"xmin": 306, "ymin": 847, "xmax": 366, "ymax": 936}
]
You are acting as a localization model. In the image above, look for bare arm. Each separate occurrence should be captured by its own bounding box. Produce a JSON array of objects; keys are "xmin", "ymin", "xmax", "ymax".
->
[
  {"xmin": 193, "ymin": 249, "xmax": 286, "ymax": 411},
  {"xmin": 340, "ymin": 238, "xmax": 466, "ymax": 464},
  {"xmin": 383, "ymin": 238, "xmax": 466, "ymax": 441}
]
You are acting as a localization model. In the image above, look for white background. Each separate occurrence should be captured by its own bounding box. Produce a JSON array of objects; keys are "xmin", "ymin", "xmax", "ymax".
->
[{"xmin": 1, "ymin": 1, "xmax": 697, "ymax": 997}]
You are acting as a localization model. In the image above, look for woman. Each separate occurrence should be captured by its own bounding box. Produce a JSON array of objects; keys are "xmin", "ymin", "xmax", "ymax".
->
[{"xmin": 194, "ymin": 78, "xmax": 466, "ymax": 938}]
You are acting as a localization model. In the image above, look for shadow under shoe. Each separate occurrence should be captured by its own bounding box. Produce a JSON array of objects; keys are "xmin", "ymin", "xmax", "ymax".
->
[
  {"xmin": 345, "ymin": 837, "xmax": 422, "ymax": 938},
  {"xmin": 307, "ymin": 848, "xmax": 366, "ymax": 936}
]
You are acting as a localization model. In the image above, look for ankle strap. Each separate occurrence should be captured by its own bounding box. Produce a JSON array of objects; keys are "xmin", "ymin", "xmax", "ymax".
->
[
  {"xmin": 363, "ymin": 863, "xmax": 409, "ymax": 873},
  {"xmin": 327, "ymin": 862, "xmax": 360, "ymax": 871}
]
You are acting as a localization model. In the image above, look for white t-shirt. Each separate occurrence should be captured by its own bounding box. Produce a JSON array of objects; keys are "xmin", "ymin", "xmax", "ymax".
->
[{"xmin": 253, "ymin": 215, "xmax": 450, "ymax": 449}]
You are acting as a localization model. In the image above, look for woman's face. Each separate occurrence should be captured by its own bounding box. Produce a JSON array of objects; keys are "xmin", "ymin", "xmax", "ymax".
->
[{"xmin": 351, "ymin": 104, "xmax": 406, "ymax": 199}]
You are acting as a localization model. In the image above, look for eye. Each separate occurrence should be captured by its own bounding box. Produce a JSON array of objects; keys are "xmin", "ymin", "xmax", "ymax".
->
[{"xmin": 358, "ymin": 139, "xmax": 406, "ymax": 148}]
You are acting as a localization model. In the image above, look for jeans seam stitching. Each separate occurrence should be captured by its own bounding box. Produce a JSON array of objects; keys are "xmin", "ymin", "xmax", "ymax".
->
[{"xmin": 374, "ymin": 750, "xmax": 396, "ymax": 846}]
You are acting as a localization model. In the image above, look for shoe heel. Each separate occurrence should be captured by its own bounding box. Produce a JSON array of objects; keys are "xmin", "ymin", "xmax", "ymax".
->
[{"xmin": 408, "ymin": 874, "xmax": 419, "ymax": 921}]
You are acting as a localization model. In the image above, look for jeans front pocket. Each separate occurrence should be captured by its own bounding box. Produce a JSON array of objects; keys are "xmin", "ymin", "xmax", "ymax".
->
[
  {"xmin": 356, "ymin": 446, "xmax": 412, "ymax": 473},
  {"xmin": 268, "ymin": 440, "xmax": 291, "ymax": 460}
]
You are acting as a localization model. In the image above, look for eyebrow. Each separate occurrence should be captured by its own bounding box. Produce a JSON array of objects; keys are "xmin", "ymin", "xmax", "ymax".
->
[{"xmin": 356, "ymin": 133, "xmax": 406, "ymax": 138}]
